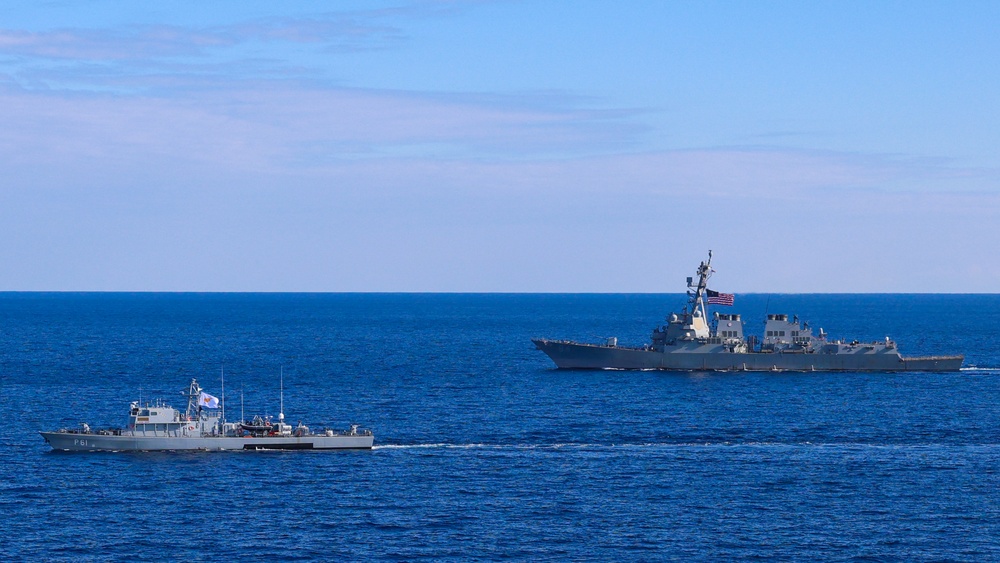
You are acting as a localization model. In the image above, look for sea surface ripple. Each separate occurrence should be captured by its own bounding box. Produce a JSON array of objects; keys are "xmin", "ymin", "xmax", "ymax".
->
[{"xmin": 1, "ymin": 293, "xmax": 998, "ymax": 561}]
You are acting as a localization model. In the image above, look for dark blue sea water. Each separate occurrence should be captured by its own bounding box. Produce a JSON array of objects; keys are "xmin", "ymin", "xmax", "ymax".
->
[{"xmin": 2, "ymin": 293, "xmax": 999, "ymax": 561}]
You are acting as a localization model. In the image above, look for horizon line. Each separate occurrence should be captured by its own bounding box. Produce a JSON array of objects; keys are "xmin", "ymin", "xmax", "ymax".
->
[{"xmin": 1, "ymin": 290, "xmax": 997, "ymax": 296}]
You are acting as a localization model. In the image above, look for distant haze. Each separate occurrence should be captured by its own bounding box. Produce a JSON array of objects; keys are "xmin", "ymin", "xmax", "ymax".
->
[{"xmin": 2, "ymin": 1, "xmax": 998, "ymax": 292}]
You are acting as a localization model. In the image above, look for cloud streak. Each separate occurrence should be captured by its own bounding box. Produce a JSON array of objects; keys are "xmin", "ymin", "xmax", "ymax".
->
[
  {"xmin": 0, "ymin": 26, "xmax": 232, "ymax": 60},
  {"xmin": 0, "ymin": 11, "xmax": 406, "ymax": 61},
  {"xmin": 5, "ymin": 82, "xmax": 994, "ymax": 200},
  {"xmin": 0, "ymin": 82, "xmax": 649, "ymax": 176}
]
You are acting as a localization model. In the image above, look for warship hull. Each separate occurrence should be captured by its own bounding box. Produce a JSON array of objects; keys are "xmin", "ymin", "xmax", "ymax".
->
[
  {"xmin": 533, "ymin": 253, "xmax": 963, "ymax": 372},
  {"xmin": 40, "ymin": 431, "xmax": 374, "ymax": 452},
  {"xmin": 533, "ymin": 339, "xmax": 964, "ymax": 372}
]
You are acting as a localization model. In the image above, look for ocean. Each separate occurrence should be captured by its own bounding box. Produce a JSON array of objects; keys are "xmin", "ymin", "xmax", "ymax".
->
[{"xmin": 1, "ymin": 293, "xmax": 998, "ymax": 561}]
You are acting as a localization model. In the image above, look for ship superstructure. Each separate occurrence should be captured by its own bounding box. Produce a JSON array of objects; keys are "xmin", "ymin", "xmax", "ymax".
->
[{"xmin": 533, "ymin": 252, "xmax": 963, "ymax": 372}]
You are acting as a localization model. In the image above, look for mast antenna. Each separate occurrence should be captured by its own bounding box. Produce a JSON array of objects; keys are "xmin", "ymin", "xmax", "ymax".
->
[
  {"xmin": 691, "ymin": 250, "xmax": 713, "ymax": 318},
  {"xmin": 279, "ymin": 366, "xmax": 284, "ymax": 423},
  {"xmin": 220, "ymin": 364, "xmax": 225, "ymax": 425}
]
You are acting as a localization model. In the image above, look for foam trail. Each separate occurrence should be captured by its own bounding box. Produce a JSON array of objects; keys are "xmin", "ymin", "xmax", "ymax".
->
[
  {"xmin": 374, "ymin": 443, "xmax": 493, "ymax": 450},
  {"xmin": 372, "ymin": 441, "xmax": 1000, "ymax": 451},
  {"xmin": 960, "ymin": 366, "xmax": 1000, "ymax": 373},
  {"xmin": 375, "ymin": 443, "xmax": 611, "ymax": 451}
]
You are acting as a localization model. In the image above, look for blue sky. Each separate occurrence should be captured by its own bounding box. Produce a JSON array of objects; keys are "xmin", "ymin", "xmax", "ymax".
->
[{"xmin": 2, "ymin": 0, "xmax": 998, "ymax": 291}]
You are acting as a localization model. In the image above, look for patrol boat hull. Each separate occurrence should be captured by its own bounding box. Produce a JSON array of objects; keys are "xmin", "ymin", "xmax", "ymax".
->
[
  {"xmin": 40, "ymin": 378, "xmax": 375, "ymax": 452},
  {"xmin": 40, "ymin": 432, "xmax": 374, "ymax": 452},
  {"xmin": 533, "ymin": 339, "xmax": 964, "ymax": 372}
]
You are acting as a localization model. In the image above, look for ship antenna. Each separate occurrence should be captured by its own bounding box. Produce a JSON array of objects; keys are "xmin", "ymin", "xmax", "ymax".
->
[
  {"xmin": 184, "ymin": 378, "xmax": 201, "ymax": 420},
  {"xmin": 279, "ymin": 366, "xmax": 284, "ymax": 423},
  {"xmin": 220, "ymin": 364, "xmax": 226, "ymax": 426},
  {"xmin": 691, "ymin": 250, "xmax": 713, "ymax": 320}
]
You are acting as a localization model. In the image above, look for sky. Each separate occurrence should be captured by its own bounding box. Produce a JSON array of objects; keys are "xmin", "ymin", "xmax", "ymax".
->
[{"xmin": 2, "ymin": 0, "xmax": 998, "ymax": 292}]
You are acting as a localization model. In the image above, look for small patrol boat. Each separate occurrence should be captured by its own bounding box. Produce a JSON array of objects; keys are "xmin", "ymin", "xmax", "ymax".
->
[
  {"xmin": 533, "ymin": 251, "xmax": 964, "ymax": 372},
  {"xmin": 40, "ymin": 378, "xmax": 374, "ymax": 451}
]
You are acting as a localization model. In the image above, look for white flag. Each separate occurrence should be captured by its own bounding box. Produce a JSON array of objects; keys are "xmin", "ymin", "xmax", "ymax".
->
[{"xmin": 199, "ymin": 391, "xmax": 220, "ymax": 409}]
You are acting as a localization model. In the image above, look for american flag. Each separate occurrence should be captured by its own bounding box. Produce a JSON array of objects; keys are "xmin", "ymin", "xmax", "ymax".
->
[{"xmin": 706, "ymin": 289, "xmax": 734, "ymax": 306}]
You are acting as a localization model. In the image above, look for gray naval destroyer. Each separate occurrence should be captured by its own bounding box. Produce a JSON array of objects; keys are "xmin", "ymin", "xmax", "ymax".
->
[
  {"xmin": 533, "ymin": 252, "xmax": 963, "ymax": 372},
  {"xmin": 41, "ymin": 378, "xmax": 374, "ymax": 451}
]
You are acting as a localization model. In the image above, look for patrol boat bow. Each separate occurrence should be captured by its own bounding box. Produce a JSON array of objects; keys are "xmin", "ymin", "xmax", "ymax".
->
[
  {"xmin": 40, "ymin": 378, "xmax": 374, "ymax": 451},
  {"xmin": 532, "ymin": 252, "xmax": 963, "ymax": 372}
]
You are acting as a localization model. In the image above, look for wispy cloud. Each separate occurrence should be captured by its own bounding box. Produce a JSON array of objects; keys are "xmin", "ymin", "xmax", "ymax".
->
[
  {"xmin": 0, "ymin": 82, "xmax": 648, "ymax": 175},
  {"xmin": 0, "ymin": 9, "xmax": 415, "ymax": 101},
  {"xmin": 0, "ymin": 13, "xmax": 404, "ymax": 61},
  {"xmin": 0, "ymin": 26, "xmax": 235, "ymax": 60},
  {"xmin": 3, "ymin": 80, "xmax": 995, "ymax": 217}
]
